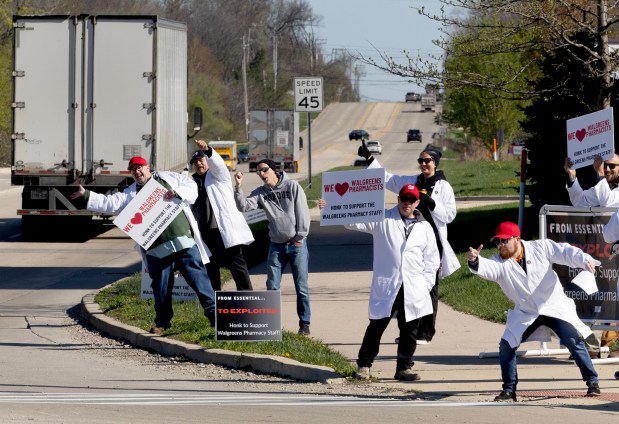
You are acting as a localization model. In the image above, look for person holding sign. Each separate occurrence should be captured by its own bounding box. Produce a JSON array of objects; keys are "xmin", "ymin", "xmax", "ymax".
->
[
  {"xmin": 190, "ymin": 140, "xmax": 254, "ymax": 292},
  {"xmin": 70, "ymin": 156, "xmax": 216, "ymax": 335},
  {"xmin": 320, "ymin": 184, "xmax": 439, "ymax": 380},
  {"xmin": 564, "ymin": 154, "xmax": 619, "ymax": 207},
  {"xmin": 234, "ymin": 159, "xmax": 312, "ymax": 335},
  {"xmin": 359, "ymin": 142, "xmax": 459, "ymax": 344},
  {"xmin": 467, "ymin": 221, "xmax": 601, "ymax": 401}
]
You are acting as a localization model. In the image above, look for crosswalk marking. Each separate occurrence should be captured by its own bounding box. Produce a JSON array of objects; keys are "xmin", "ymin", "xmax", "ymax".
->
[{"xmin": 0, "ymin": 392, "xmax": 497, "ymax": 407}]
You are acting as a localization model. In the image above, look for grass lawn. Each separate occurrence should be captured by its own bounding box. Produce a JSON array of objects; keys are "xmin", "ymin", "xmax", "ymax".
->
[
  {"xmin": 96, "ymin": 275, "xmax": 357, "ymax": 377},
  {"xmin": 300, "ymin": 159, "xmax": 522, "ymax": 199}
]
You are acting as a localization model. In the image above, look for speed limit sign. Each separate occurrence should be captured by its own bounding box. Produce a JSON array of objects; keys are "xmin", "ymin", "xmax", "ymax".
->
[{"xmin": 294, "ymin": 77, "xmax": 323, "ymax": 112}]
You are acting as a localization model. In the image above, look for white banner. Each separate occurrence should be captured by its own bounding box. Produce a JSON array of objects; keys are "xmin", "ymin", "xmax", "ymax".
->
[
  {"xmin": 140, "ymin": 263, "xmax": 197, "ymax": 300},
  {"xmin": 112, "ymin": 178, "xmax": 185, "ymax": 250},
  {"xmin": 320, "ymin": 168, "xmax": 385, "ymax": 226},
  {"xmin": 566, "ymin": 108, "xmax": 614, "ymax": 170}
]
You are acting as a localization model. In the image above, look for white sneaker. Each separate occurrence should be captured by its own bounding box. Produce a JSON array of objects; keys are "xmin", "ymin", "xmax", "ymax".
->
[
  {"xmin": 356, "ymin": 366, "xmax": 371, "ymax": 380},
  {"xmin": 416, "ymin": 339, "xmax": 431, "ymax": 345}
]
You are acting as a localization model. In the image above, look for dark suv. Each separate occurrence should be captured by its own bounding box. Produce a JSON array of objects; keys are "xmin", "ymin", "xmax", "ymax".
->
[
  {"xmin": 407, "ymin": 129, "xmax": 422, "ymax": 143},
  {"xmin": 349, "ymin": 129, "xmax": 369, "ymax": 141}
]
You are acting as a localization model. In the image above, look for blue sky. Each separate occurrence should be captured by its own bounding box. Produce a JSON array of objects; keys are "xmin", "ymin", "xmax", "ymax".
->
[{"xmin": 308, "ymin": 0, "xmax": 444, "ymax": 102}]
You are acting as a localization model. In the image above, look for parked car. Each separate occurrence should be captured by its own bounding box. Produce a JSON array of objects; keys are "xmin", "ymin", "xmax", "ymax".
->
[
  {"xmin": 353, "ymin": 157, "xmax": 369, "ymax": 166},
  {"xmin": 238, "ymin": 148, "xmax": 249, "ymax": 163},
  {"xmin": 407, "ymin": 129, "xmax": 422, "ymax": 143},
  {"xmin": 349, "ymin": 129, "xmax": 369, "ymax": 141},
  {"xmin": 405, "ymin": 92, "xmax": 421, "ymax": 102},
  {"xmin": 366, "ymin": 140, "xmax": 382, "ymax": 155}
]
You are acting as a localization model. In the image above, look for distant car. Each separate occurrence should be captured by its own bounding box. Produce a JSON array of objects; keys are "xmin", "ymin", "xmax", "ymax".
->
[
  {"xmin": 238, "ymin": 148, "xmax": 249, "ymax": 162},
  {"xmin": 366, "ymin": 140, "xmax": 382, "ymax": 155},
  {"xmin": 349, "ymin": 129, "xmax": 369, "ymax": 141},
  {"xmin": 353, "ymin": 157, "xmax": 369, "ymax": 166},
  {"xmin": 407, "ymin": 129, "xmax": 422, "ymax": 143},
  {"xmin": 405, "ymin": 92, "xmax": 421, "ymax": 102}
]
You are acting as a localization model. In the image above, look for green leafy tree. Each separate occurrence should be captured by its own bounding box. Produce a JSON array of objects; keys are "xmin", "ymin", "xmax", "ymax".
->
[
  {"xmin": 441, "ymin": 15, "xmax": 533, "ymax": 151},
  {"xmin": 521, "ymin": 31, "xmax": 616, "ymax": 207}
]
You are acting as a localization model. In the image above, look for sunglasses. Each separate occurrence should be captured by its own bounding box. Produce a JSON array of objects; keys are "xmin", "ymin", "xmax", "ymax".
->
[
  {"xmin": 493, "ymin": 237, "xmax": 515, "ymax": 247},
  {"xmin": 256, "ymin": 167, "xmax": 270, "ymax": 174},
  {"xmin": 604, "ymin": 163, "xmax": 618, "ymax": 170},
  {"xmin": 399, "ymin": 196, "xmax": 418, "ymax": 203},
  {"xmin": 417, "ymin": 158, "xmax": 433, "ymax": 165}
]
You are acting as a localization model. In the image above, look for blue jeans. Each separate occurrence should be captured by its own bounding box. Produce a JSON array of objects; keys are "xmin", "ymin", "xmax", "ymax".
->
[
  {"xmin": 266, "ymin": 241, "xmax": 310, "ymax": 326},
  {"xmin": 146, "ymin": 245, "xmax": 216, "ymax": 328},
  {"xmin": 499, "ymin": 315, "xmax": 598, "ymax": 392}
]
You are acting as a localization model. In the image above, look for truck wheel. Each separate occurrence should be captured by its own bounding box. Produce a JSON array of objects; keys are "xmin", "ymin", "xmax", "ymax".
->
[
  {"xmin": 21, "ymin": 215, "xmax": 93, "ymax": 241},
  {"xmin": 21, "ymin": 216, "xmax": 50, "ymax": 241}
]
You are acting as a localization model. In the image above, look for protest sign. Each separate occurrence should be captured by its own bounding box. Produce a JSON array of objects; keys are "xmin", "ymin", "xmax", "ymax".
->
[
  {"xmin": 566, "ymin": 108, "xmax": 614, "ymax": 170},
  {"xmin": 320, "ymin": 168, "xmax": 385, "ymax": 226},
  {"xmin": 215, "ymin": 291, "xmax": 282, "ymax": 341},
  {"xmin": 541, "ymin": 206, "xmax": 618, "ymax": 323},
  {"xmin": 112, "ymin": 178, "xmax": 185, "ymax": 250},
  {"xmin": 140, "ymin": 264, "xmax": 197, "ymax": 300}
]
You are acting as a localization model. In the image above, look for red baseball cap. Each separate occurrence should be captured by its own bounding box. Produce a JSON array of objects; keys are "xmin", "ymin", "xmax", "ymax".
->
[
  {"xmin": 128, "ymin": 156, "xmax": 148, "ymax": 170},
  {"xmin": 491, "ymin": 221, "xmax": 520, "ymax": 241},
  {"xmin": 398, "ymin": 184, "xmax": 420, "ymax": 200}
]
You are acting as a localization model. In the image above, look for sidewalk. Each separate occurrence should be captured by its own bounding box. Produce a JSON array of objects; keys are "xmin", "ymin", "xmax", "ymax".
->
[{"xmin": 82, "ymin": 205, "xmax": 619, "ymax": 405}]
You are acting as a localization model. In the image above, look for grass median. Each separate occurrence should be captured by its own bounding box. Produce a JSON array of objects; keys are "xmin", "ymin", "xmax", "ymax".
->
[
  {"xmin": 94, "ymin": 158, "xmax": 530, "ymax": 378},
  {"xmin": 95, "ymin": 275, "xmax": 357, "ymax": 377}
]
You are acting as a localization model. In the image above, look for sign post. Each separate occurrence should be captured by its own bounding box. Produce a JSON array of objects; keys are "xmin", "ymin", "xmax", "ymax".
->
[{"xmin": 294, "ymin": 77, "xmax": 323, "ymax": 188}]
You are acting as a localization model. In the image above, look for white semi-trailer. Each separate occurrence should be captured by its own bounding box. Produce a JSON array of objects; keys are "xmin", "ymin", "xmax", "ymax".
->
[{"xmin": 11, "ymin": 15, "xmax": 198, "ymax": 238}]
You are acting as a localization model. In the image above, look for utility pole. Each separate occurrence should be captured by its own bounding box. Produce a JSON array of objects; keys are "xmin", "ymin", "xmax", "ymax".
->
[
  {"xmin": 242, "ymin": 33, "xmax": 250, "ymax": 142},
  {"xmin": 272, "ymin": 32, "xmax": 278, "ymax": 93}
]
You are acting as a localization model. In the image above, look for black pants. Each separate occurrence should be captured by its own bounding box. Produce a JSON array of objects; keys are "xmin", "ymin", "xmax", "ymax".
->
[
  {"xmin": 204, "ymin": 229, "xmax": 253, "ymax": 291},
  {"xmin": 417, "ymin": 271, "xmax": 438, "ymax": 342},
  {"xmin": 357, "ymin": 286, "xmax": 421, "ymax": 371}
]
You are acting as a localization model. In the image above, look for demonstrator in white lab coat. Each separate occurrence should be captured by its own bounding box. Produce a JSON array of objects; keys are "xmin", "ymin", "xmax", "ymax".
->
[
  {"xmin": 564, "ymin": 154, "xmax": 619, "ymax": 207},
  {"xmin": 321, "ymin": 184, "xmax": 440, "ymax": 381},
  {"xmin": 359, "ymin": 141, "xmax": 459, "ymax": 344},
  {"xmin": 467, "ymin": 221, "xmax": 601, "ymax": 402}
]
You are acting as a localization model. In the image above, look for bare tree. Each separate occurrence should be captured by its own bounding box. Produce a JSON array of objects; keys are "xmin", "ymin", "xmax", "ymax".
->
[
  {"xmin": 266, "ymin": 0, "xmax": 313, "ymax": 92},
  {"xmin": 361, "ymin": 0, "xmax": 619, "ymax": 109}
]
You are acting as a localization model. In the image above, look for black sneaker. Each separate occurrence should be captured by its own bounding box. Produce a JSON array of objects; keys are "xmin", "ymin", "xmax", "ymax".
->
[
  {"xmin": 298, "ymin": 323, "xmax": 310, "ymax": 335},
  {"xmin": 393, "ymin": 369, "xmax": 420, "ymax": 381},
  {"xmin": 586, "ymin": 382, "xmax": 601, "ymax": 397},
  {"xmin": 494, "ymin": 390, "xmax": 517, "ymax": 402},
  {"xmin": 615, "ymin": 371, "xmax": 619, "ymax": 380}
]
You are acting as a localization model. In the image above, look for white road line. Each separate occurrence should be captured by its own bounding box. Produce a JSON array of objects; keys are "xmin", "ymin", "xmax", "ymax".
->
[{"xmin": 0, "ymin": 392, "xmax": 500, "ymax": 407}]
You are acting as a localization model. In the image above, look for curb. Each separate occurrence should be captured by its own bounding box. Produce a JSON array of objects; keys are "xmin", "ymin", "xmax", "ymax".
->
[{"xmin": 80, "ymin": 292, "xmax": 345, "ymax": 385}]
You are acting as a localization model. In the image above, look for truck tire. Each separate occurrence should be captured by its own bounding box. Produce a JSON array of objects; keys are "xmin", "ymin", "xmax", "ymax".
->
[
  {"xmin": 21, "ymin": 216, "xmax": 51, "ymax": 241},
  {"xmin": 21, "ymin": 215, "xmax": 93, "ymax": 241}
]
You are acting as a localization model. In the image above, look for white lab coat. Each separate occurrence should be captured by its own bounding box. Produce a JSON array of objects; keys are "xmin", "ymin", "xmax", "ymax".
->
[
  {"xmin": 201, "ymin": 149, "xmax": 254, "ymax": 247},
  {"xmin": 603, "ymin": 208, "xmax": 619, "ymax": 243},
  {"xmin": 566, "ymin": 178, "xmax": 619, "ymax": 207},
  {"xmin": 368, "ymin": 159, "xmax": 460, "ymax": 278},
  {"xmin": 86, "ymin": 171, "xmax": 211, "ymax": 264},
  {"xmin": 345, "ymin": 207, "xmax": 440, "ymax": 321},
  {"xmin": 469, "ymin": 239, "xmax": 595, "ymax": 348}
]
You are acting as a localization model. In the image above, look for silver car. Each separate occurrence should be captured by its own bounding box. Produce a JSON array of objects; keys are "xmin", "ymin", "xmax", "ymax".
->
[{"xmin": 366, "ymin": 140, "xmax": 382, "ymax": 155}]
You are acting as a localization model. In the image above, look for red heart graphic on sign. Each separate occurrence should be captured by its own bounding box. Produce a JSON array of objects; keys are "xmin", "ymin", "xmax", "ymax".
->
[
  {"xmin": 130, "ymin": 213, "xmax": 143, "ymax": 225},
  {"xmin": 335, "ymin": 182, "xmax": 349, "ymax": 196},
  {"xmin": 576, "ymin": 128, "xmax": 587, "ymax": 142}
]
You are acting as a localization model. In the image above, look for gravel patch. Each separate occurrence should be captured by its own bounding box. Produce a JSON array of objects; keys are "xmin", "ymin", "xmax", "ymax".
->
[{"xmin": 67, "ymin": 309, "xmax": 417, "ymax": 400}]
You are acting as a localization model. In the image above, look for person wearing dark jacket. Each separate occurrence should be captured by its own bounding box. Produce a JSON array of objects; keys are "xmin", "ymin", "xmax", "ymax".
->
[
  {"xmin": 190, "ymin": 140, "xmax": 254, "ymax": 291},
  {"xmin": 359, "ymin": 142, "xmax": 459, "ymax": 343}
]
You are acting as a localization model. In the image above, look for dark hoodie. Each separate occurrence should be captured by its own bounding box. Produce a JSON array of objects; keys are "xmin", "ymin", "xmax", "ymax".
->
[{"xmin": 415, "ymin": 170, "xmax": 447, "ymax": 255}]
